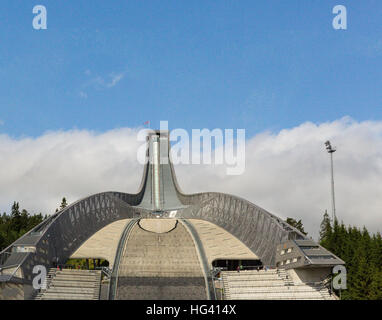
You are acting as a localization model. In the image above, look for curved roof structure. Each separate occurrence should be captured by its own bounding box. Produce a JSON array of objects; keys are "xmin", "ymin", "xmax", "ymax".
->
[{"xmin": 0, "ymin": 130, "xmax": 344, "ymax": 300}]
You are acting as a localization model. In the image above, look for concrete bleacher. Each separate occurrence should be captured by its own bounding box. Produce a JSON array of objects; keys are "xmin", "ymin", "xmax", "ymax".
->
[
  {"xmin": 34, "ymin": 269, "xmax": 101, "ymax": 300},
  {"xmin": 221, "ymin": 269, "xmax": 336, "ymax": 300},
  {"xmin": 116, "ymin": 219, "xmax": 207, "ymax": 300}
]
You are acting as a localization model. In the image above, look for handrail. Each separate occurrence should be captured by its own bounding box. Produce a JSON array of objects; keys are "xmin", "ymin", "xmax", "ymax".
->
[
  {"xmin": 108, "ymin": 219, "xmax": 138, "ymax": 300},
  {"xmin": 180, "ymin": 219, "xmax": 216, "ymax": 300},
  {"xmin": 2, "ymin": 252, "xmax": 30, "ymax": 282},
  {"xmin": 306, "ymin": 274, "xmax": 332, "ymax": 286},
  {"xmin": 210, "ymin": 271, "xmax": 220, "ymax": 300},
  {"xmin": 211, "ymin": 269, "xmax": 225, "ymax": 300},
  {"xmin": 96, "ymin": 266, "xmax": 112, "ymax": 279},
  {"xmin": 0, "ymin": 251, "xmax": 11, "ymax": 268}
]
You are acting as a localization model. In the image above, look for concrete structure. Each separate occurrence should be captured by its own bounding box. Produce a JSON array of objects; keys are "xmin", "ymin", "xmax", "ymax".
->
[
  {"xmin": 221, "ymin": 269, "xmax": 336, "ymax": 300},
  {"xmin": 114, "ymin": 220, "xmax": 208, "ymax": 300},
  {"xmin": 188, "ymin": 219, "xmax": 258, "ymax": 265},
  {"xmin": 0, "ymin": 130, "xmax": 344, "ymax": 300},
  {"xmin": 34, "ymin": 269, "xmax": 101, "ymax": 300},
  {"xmin": 70, "ymin": 219, "xmax": 132, "ymax": 269}
]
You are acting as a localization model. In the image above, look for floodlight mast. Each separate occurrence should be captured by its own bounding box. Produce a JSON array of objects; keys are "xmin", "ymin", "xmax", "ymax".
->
[{"xmin": 325, "ymin": 141, "xmax": 337, "ymax": 222}]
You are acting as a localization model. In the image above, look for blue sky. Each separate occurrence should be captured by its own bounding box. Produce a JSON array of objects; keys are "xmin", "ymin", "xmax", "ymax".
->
[{"xmin": 0, "ymin": 0, "xmax": 381, "ymax": 138}]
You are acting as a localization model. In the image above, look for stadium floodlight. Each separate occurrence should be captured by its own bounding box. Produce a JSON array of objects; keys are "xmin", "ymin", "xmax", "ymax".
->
[
  {"xmin": 325, "ymin": 140, "xmax": 337, "ymax": 222},
  {"xmin": 325, "ymin": 140, "xmax": 336, "ymax": 153}
]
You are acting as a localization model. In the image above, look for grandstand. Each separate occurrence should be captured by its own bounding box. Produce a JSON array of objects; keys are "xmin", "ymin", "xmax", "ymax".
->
[
  {"xmin": 33, "ymin": 269, "xmax": 101, "ymax": 300},
  {"xmin": 221, "ymin": 269, "xmax": 335, "ymax": 300},
  {"xmin": 0, "ymin": 130, "xmax": 344, "ymax": 300}
]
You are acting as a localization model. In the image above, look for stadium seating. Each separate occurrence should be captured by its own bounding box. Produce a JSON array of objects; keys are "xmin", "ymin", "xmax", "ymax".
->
[
  {"xmin": 33, "ymin": 269, "xmax": 101, "ymax": 300},
  {"xmin": 221, "ymin": 269, "xmax": 336, "ymax": 300}
]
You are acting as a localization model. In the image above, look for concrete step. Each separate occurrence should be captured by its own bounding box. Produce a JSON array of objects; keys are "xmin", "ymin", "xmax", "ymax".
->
[
  {"xmin": 230, "ymin": 292, "xmax": 324, "ymax": 299},
  {"xmin": 55, "ymin": 271, "xmax": 100, "ymax": 276},
  {"xmin": 42, "ymin": 287, "xmax": 95, "ymax": 294},
  {"xmin": 35, "ymin": 269, "xmax": 101, "ymax": 300},
  {"xmin": 229, "ymin": 287, "xmax": 322, "ymax": 294},
  {"xmin": 52, "ymin": 275, "xmax": 98, "ymax": 282},
  {"xmin": 39, "ymin": 295, "xmax": 97, "ymax": 300},
  {"xmin": 49, "ymin": 281, "xmax": 98, "ymax": 288},
  {"xmin": 224, "ymin": 270, "xmax": 278, "ymax": 275},
  {"xmin": 225, "ymin": 277, "xmax": 282, "ymax": 283},
  {"xmin": 221, "ymin": 269, "xmax": 329, "ymax": 301},
  {"xmin": 226, "ymin": 276, "xmax": 280, "ymax": 280}
]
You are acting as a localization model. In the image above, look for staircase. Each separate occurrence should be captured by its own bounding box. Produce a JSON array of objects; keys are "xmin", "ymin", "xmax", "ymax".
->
[
  {"xmin": 221, "ymin": 269, "xmax": 336, "ymax": 300},
  {"xmin": 34, "ymin": 269, "xmax": 102, "ymax": 300},
  {"xmin": 277, "ymin": 268, "xmax": 294, "ymax": 286}
]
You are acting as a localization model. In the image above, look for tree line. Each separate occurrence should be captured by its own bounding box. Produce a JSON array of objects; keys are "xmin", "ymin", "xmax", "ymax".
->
[
  {"xmin": 0, "ymin": 198, "xmax": 68, "ymax": 251},
  {"xmin": 287, "ymin": 212, "xmax": 382, "ymax": 300},
  {"xmin": 319, "ymin": 211, "xmax": 382, "ymax": 300},
  {"xmin": 0, "ymin": 202, "xmax": 46, "ymax": 251}
]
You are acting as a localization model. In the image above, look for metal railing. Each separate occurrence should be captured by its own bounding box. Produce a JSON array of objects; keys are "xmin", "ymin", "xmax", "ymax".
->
[
  {"xmin": 0, "ymin": 252, "xmax": 29, "ymax": 283},
  {"xmin": 210, "ymin": 268, "xmax": 224, "ymax": 300},
  {"xmin": 180, "ymin": 219, "xmax": 216, "ymax": 300},
  {"xmin": 0, "ymin": 251, "xmax": 11, "ymax": 268},
  {"xmin": 108, "ymin": 219, "xmax": 138, "ymax": 300},
  {"xmin": 96, "ymin": 266, "xmax": 112, "ymax": 279}
]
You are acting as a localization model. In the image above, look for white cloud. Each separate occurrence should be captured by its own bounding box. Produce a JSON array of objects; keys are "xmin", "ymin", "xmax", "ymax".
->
[
  {"xmin": 0, "ymin": 117, "xmax": 381, "ymax": 240},
  {"xmin": 87, "ymin": 72, "xmax": 125, "ymax": 90},
  {"xmin": 79, "ymin": 91, "xmax": 88, "ymax": 99},
  {"xmin": 106, "ymin": 73, "xmax": 124, "ymax": 88},
  {"xmin": 0, "ymin": 128, "xmax": 143, "ymax": 216},
  {"xmin": 77, "ymin": 70, "xmax": 125, "ymax": 98}
]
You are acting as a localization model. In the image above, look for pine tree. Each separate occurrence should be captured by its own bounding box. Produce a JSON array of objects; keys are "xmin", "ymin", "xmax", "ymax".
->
[
  {"xmin": 319, "ymin": 210, "xmax": 332, "ymax": 244},
  {"xmin": 10, "ymin": 202, "xmax": 21, "ymax": 233},
  {"xmin": 0, "ymin": 231, "xmax": 5, "ymax": 251},
  {"xmin": 11, "ymin": 202, "xmax": 20, "ymax": 217},
  {"xmin": 350, "ymin": 251, "xmax": 375, "ymax": 300},
  {"xmin": 20, "ymin": 209, "xmax": 29, "ymax": 232},
  {"xmin": 59, "ymin": 197, "xmax": 68, "ymax": 210},
  {"xmin": 0, "ymin": 203, "xmax": 45, "ymax": 249},
  {"xmin": 369, "ymin": 270, "xmax": 382, "ymax": 300},
  {"xmin": 285, "ymin": 217, "xmax": 307, "ymax": 235},
  {"xmin": 372, "ymin": 233, "xmax": 382, "ymax": 271}
]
